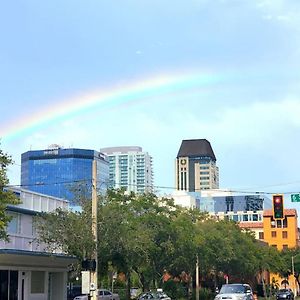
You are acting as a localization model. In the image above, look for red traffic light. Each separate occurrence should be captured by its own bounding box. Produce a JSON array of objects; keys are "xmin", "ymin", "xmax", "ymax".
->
[
  {"xmin": 274, "ymin": 197, "xmax": 282, "ymax": 204},
  {"xmin": 272, "ymin": 194, "xmax": 284, "ymax": 219}
]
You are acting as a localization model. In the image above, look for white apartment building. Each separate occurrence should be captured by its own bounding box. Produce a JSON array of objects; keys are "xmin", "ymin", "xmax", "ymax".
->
[
  {"xmin": 0, "ymin": 187, "xmax": 76, "ymax": 300},
  {"xmin": 100, "ymin": 146, "xmax": 153, "ymax": 194}
]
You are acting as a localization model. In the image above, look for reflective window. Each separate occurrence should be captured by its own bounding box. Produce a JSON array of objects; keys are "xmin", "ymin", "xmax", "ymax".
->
[
  {"xmin": 7, "ymin": 213, "xmax": 20, "ymax": 234},
  {"xmin": 243, "ymin": 215, "xmax": 248, "ymax": 221}
]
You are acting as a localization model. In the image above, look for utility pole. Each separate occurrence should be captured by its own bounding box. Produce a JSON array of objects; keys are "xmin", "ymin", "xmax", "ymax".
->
[
  {"xmin": 292, "ymin": 256, "xmax": 297, "ymax": 296},
  {"xmin": 91, "ymin": 160, "xmax": 98, "ymax": 300},
  {"xmin": 196, "ymin": 255, "xmax": 199, "ymax": 300}
]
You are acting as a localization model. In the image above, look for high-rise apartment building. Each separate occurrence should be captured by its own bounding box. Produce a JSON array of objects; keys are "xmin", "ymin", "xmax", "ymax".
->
[
  {"xmin": 100, "ymin": 146, "xmax": 153, "ymax": 194},
  {"xmin": 175, "ymin": 139, "xmax": 219, "ymax": 191},
  {"xmin": 21, "ymin": 145, "xmax": 109, "ymax": 201}
]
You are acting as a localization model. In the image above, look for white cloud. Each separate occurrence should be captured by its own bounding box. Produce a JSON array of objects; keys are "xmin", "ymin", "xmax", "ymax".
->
[{"xmin": 257, "ymin": 0, "xmax": 300, "ymax": 27}]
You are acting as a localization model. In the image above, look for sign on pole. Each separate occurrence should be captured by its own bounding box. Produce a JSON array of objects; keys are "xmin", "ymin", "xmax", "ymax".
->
[
  {"xmin": 291, "ymin": 194, "xmax": 300, "ymax": 202},
  {"xmin": 81, "ymin": 271, "xmax": 90, "ymax": 294}
]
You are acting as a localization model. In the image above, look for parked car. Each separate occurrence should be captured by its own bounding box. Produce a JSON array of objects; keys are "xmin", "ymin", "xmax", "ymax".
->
[
  {"xmin": 73, "ymin": 289, "xmax": 120, "ymax": 300},
  {"xmin": 276, "ymin": 288, "xmax": 294, "ymax": 300},
  {"xmin": 138, "ymin": 291, "xmax": 171, "ymax": 300},
  {"xmin": 131, "ymin": 287, "xmax": 142, "ymax": 299},
  {"xmin": 214, "ymin": 283, "xmax": 253, "ymax": 300}
]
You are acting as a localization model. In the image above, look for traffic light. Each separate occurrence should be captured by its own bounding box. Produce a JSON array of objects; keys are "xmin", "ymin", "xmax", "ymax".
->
[
  {"xmin": 273, "ymin": 194, "xmax": 284, "ymax": 219},
  {"xmin": 81, "ymin": 259, "xmax": 96, "ymax": 271}
]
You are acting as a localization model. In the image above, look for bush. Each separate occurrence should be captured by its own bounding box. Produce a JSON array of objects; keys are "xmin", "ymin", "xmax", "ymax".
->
[
  {"xmin": 162, "ymin": 280, "xmax": 187, "ymax": 299},
  {"xmin": 199, "ymin": 288, "xmax": 214, "ymax": 300}
]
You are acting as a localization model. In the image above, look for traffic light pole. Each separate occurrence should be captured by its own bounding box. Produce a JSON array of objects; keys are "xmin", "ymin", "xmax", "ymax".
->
[{"xmin": 91, "ymin": 160, "xmax": 98, "ymax": 300}]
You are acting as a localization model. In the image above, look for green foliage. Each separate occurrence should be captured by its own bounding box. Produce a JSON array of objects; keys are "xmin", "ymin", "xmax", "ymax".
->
[
  {"xmin": 198, "ymin": 287, "xmax": 214, "ymax": 300},
  {"xmin": 162, "ymin": 280, "xmax": 187, "ymax": 299},
  {"xmin": 34, "ymin": 188, "xmax": 284, "ymax": 298},
  {"xmin": 0, "ymin": 147, "xmax": 20, "ymax": 241}
]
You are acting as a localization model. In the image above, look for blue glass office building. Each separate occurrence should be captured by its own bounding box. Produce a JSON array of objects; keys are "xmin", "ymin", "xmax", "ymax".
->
[{"xmin": 21, "ymin": 147, "xmax": 109, "ymax": 202}]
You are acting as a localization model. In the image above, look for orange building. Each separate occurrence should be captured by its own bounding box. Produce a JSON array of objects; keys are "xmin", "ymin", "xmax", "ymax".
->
[
  {"xmin": 238, "ymin": 208, "xmax": 299, "ymax": 293},
  {"xmin": 263, "ymin": 209, "xmax": 298, "ymax": 250},
  {"xmin": 263, "ymin": 209, "xmax": 299, "ymax": 294}
]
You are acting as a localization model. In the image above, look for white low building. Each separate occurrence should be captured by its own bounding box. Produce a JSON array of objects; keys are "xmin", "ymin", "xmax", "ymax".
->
[
  {"xmin": 170, "ymin": 190, "xmax": 201, "ymax": 209},
  {"xmin": 0, "ymin": 187, "xmax": 77, "ymax": 300}
]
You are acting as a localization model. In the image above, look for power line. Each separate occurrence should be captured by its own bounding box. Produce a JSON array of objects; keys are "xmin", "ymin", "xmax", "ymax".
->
[
  {"xmin": 5, "ymin": 179, "xmax": 91, "ymax": 188},
  {"xmin": 5, "ymin": 178, "xmax": 300, "ymax": 196}
]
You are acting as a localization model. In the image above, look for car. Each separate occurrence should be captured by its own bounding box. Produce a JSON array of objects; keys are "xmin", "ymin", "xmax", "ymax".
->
[
  {"xmin": 276, "ymin": 288, "xmax": 294, "ymax": 300},
  {"xmin": 214, "ymin": 283, "xmax": 253, "ymax": 300},
  {"xmin": 73, "ymin": 289, "xmax": 120, "ymax": 300},
  {"xmin": 138, "ymin": 291, "xmax": 171, "ymax": 300},
  {"xmin": 131, "ymin": 287, "xmax": 142, "ymax": 299}
]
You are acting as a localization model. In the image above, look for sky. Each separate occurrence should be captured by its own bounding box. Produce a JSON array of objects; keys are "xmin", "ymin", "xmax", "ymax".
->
[{"xmin": 1, "ymin": 0, "xmax": 300, "ymax": 209}]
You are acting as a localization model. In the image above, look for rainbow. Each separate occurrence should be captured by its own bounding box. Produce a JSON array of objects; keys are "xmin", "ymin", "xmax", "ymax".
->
[{"xmin": 1, "ymin": 71, "xmax": 223, "ymax": 140}]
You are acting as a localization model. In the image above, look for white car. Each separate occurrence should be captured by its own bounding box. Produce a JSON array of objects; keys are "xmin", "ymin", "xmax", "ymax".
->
[
  {"xmin": 74, "ymin": 289, "xmax": 120, "ymax": 300},
  {"xmin": 138, "ymin": 291, "xmax": 171, "ymax": 300},
  {"xmin": 214, "ymin": 284, "xmax": 253, "ymax": 300}
]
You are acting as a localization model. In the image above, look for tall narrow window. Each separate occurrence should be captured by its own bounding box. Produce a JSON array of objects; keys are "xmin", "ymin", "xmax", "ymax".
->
[
  {"xmin": 31, "ymin": 271, "xmax": 45, "ymax": 293},
  {"xmin": 259, "ymin": 232, "xmax": 264, "ymax": 240}
]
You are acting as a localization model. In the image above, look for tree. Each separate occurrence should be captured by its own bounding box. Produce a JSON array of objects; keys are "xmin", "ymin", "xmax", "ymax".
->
[
  {"xmin": 34, "ymin": 206, "xmax": 95, "ymax": 260},
  {"xmin": 34, "ymin": 187, "xmax": 287, "ymax": 299},
  {"xmin": 279, "ymin": 248, "xmax": 300, "ymax": 292},
  {"xmin": 0, "ymin": 147, "xmax": 20, "ymax": 241},
  {"xmin": 196, "ymin": 218, "xmax": 281, "ymax": 290}
]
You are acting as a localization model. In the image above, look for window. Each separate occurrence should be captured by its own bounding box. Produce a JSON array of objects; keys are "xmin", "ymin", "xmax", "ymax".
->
[
  {"xmin": 283, "ymin": 245, "xmax": 288, "ymax": 250},
  {"xmin": 282, "ymin": 231, "xmax": 288, "ymax": 239},
  {"xmin": 7, "ymin": 213, "xmax": 21, "ymax": 234},
  {"xmin": 232, "ymin": 215, "xmax": 239, "ymax": 222},
  {"xmin": 277, "ymin": 220, "xmax": 282, "ymax": 228},
  {"xmin": 31, "ymin": 271, "xmax": 45, "ymax": 293},
  {"xmin": 0, "ymin": 270, "xmax": 18, "ymax": 300},
  {"xmin": 243, "ymin": 215, "xmax": 249, "ymax": 221},
  {"xmin": 271, "ymin": 231, "xmax": 277, "ymax": 238},
  {"xmin": 259, "ymin": 232, "xmax": 264, "ymax": 240}
]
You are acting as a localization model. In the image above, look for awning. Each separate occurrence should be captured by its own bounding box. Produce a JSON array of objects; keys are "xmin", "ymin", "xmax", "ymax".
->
[{"xmin": 0, "ymin": 249, "xmax": 77, "ymax": 270}]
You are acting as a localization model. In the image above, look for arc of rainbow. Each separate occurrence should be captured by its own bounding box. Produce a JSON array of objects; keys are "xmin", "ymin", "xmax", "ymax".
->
[{"xmin": 1, "ymin": 72, "xmax": 223, "ymax": 141}]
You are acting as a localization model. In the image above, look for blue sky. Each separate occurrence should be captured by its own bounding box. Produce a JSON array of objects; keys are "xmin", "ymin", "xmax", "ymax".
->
[{"xmin": 1, "ymin": 0, "xmax": 300, "ymax": 208}]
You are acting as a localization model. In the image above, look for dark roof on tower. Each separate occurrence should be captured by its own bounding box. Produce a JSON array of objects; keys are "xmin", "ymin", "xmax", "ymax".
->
[{"xmin": 177, "ymin": 139, "xmax": 216, "ymax": 161}]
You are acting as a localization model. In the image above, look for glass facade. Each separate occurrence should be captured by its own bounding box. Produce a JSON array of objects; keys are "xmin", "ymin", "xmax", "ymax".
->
[
  {"xmin": 200, "ymin": 194, "xmax": 271, "ymax": 213},
  {"xmin": 101, "ymin": 147, "xmax": 153, "ymax": 193},
  {"xmin": 21, "ymin": 148, "xmax": 109, "ymax": 201},
  {"xmin": 0, "ymin": 270, "xmax": 18, "ymax": 300}
]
